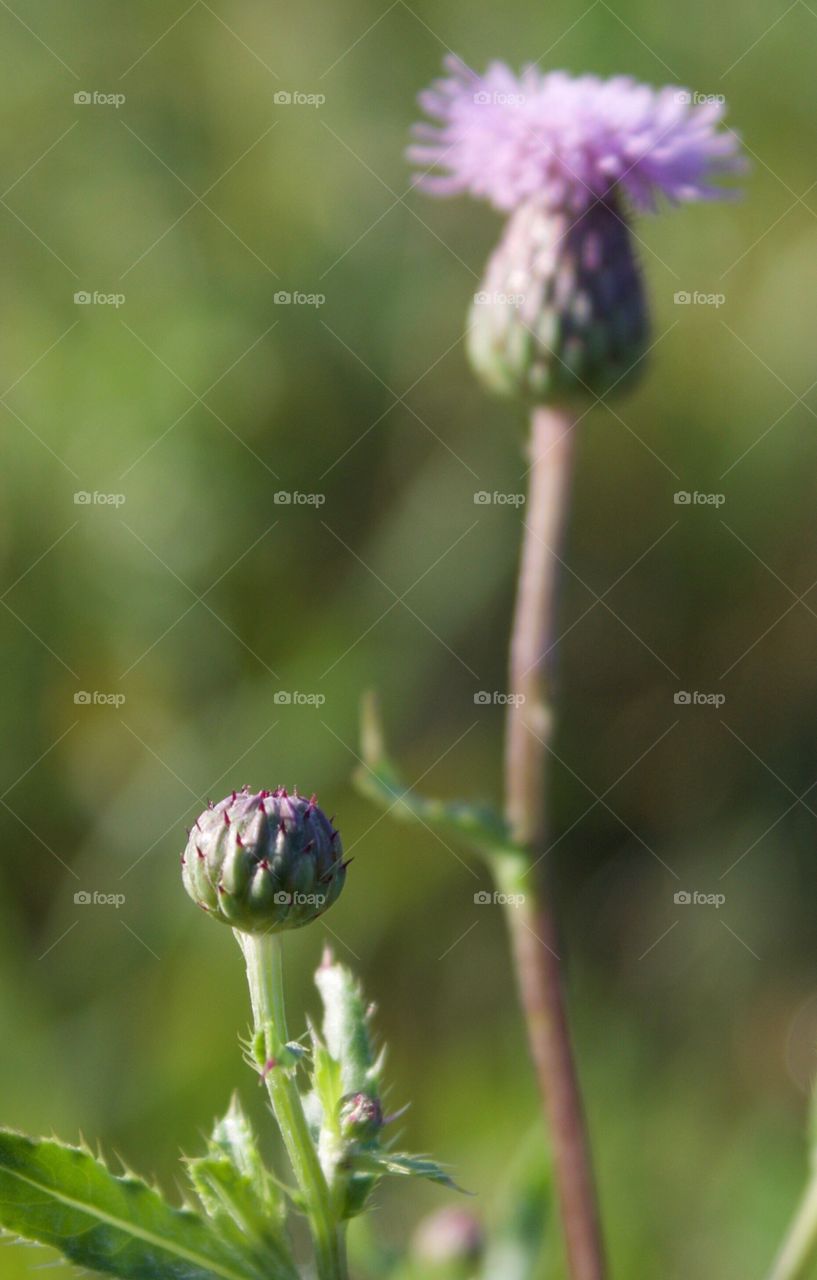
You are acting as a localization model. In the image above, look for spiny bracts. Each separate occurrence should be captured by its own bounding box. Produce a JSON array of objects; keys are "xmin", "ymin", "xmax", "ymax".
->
[{"xmin": 182, "ymin": 787, "xmax": 347, "ymax": 934}]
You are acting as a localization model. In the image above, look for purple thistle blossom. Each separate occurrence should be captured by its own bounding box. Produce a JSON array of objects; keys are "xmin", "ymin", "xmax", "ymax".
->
[{"xmin": 409, "ymin": 56, "xmax": 745, "ymax": 215}]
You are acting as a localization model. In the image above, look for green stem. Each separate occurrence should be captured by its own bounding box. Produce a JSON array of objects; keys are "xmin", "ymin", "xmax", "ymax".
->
[
  {"xmin": 767, "ymin": 1162, "xmax": 817, "ymax": 1280},
  {"xmin": 500, "ymin": 405, "xmax": 606, "ymax": 1280},
  {"xmin": 237, "ymin": 931, "xmax": 347, "ymax": 1280}
]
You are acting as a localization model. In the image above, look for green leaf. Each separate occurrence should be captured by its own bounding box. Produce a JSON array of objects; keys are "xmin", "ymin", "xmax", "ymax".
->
[
  {"xmin": 356, "ymin": 1151, "xmax": 466, "ymax": 1193},
  {"xmin": 0, "ymin": 1129, "xmax": 277, "ymax": 1280},
  {"xmin": 208, "ymin": 1093, "xmax": 283, "ymax": 1216},
  {"xmin": 314, "ymin": 951, "xmax": 380, "ymax": 1098},
  {"xmin": 355, "ymin": 693, "xmax": 521, "ymax": 863},
  {"xmin": 187, "ymin": 1095, "xmax": 297, "ymax": 1280}
]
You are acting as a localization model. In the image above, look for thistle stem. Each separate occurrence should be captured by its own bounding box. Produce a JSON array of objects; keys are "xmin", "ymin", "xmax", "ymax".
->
[
  {"xmin": 499, "ymin": 404, "xmax": 606, "ymax": 1280},
  {"xmin": 237, "ymin": 931, "xmax": 348, "ymax": 1280},
  {"xmin": 766, "ymin": 1162, "xmax": 817, "ymax": 1280}
]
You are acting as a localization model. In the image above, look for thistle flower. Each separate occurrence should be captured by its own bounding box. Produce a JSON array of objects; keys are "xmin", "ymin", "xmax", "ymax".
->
[
  {"xmin": 181, "ymin": 786, "xmax": 346, "ymax": 934},
  {"xmin": 409, "ymin": 57, "xmax": 745, "ymax": 403}
]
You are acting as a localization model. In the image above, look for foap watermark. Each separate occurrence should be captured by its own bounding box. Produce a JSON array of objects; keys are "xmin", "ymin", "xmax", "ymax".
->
[
  {"xmin": 273, "ymin": 690, "xmax": 326, "ymax": 707},
  {"xmin": 74, "ymin": 690, "xmax": 126, "ymax": 708},
  {"xmin": 273, "ymin": 490, "xmax": 325, "ymax": 506},
  {"xmin": 674, "ymin": 690, "xmax": 725, "ymax": 707},
  {"xmin": 674, "ymin": 889, "xmax": 725, "ymax": 908},
  {"xmin": 474, "ymin": 690, "xmax": 525, "ymax": 706},
  {"xmin": 473, "ymin": 289, "xmax": 525, "ymax": 307},
  {"xmin": 673, "ymin": 490, "xmax": 725, "ymax": 507},
  {"xmin": 74, "ymin": 290, "xmax": 126, "ymax": 308},
  {"xmin": 273, "ymin": 290, "xmax": 326, "ymax": 307},
  {"xmin": 674, "ymin": 90, "xmax": 725, "ymax": 106},
  {"xmin": 673, "ymin": 290, "xmax": 726, "ymax": 308},
  {"xmin": 74, "ymin": 90, "xmax": 125, "ymax": 108},
  {"xmin": 273, "ymin": 890, "xmax": 327, "ymax": 906},
  {"xmin": 474, "ymin": 490, "xmax": 526, "ymax": 507},
  {"xmin": 274, "ymin": 90, "xmax": 326, "ymax": 108},
  {"xmin": 74, "ymin": 490, "xmax": 126, "ymax": 507},
  {"xmin": 474, "ymin": 889, "xmax": 526, "ymax": 907},
  {"xmin": 473, "ymin": 91, "xmax": 526, "ymax": 106},
  {"xmin": 74, "ymin": 890, "xmax": 126, "ymax": 908}
]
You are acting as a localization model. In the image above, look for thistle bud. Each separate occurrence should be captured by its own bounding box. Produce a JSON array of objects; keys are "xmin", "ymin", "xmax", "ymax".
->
[
  {"xmin": 181, "ymin": 787, "xmax": 346, "ymax": 934},
  {"xmin": 338, "ymin": 1092, "xmax": 384, "ymax": 1142},
  {"xmin": 467, "ymin": 196, "xmax": 648, "ymax": 406},
  {"xmin": 412, "ymin": 1207, "xmax": 484, "ymax": 1272}
]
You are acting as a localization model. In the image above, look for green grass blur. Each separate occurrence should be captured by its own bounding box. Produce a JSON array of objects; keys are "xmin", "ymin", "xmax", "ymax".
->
[{"xmin": 0, "ymin": 2, "xmax": 815, "ymax": 1277}]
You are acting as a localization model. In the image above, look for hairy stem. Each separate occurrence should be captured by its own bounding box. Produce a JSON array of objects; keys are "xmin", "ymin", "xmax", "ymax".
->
[
  {"xmin": 767, "ymin": 1162, "xmax": 817, "ymax": 1280},
  {"xmin": 500, "ymin": 404, "xmax": 606, "ymax": 1280},
  {"xmin": 237, "ymin": 931, "xmax": 347, "ymax": 1280}
]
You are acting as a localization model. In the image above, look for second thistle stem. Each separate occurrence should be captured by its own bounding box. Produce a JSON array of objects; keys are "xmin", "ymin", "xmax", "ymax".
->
[
  {"xmin": 499, "ymin": 404, "xmax": 606, "ymax": 1280},
  {"xmin": 237, "ymin": 931, "xmax": 347, "ymax": 1280}
]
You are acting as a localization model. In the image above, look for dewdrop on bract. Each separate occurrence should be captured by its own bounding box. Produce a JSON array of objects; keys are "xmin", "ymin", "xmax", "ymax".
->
[{"xmin": 181, "ymin": 786, "xmax": 347, "ymax": 934}]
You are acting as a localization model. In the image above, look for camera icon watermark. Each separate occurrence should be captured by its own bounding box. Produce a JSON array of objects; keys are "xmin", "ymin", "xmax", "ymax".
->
[
  {"xmin": 273, "ymin": 490, "xmax": 326, "ymax": 506},
  {"xmin": 74, "ymin": 690, "xmax": 126, "ymax": 708},
  {"xmin": 673, "ymin": 690, "xmax": 725, "ymax": 707},
  {"xmin": 74, "ymin": 491, "xmax": 126, "ymax": 507},
  {"xmin": 673, "ymin": 90, "xmax": 725, "ymax": 106},
  {"xmin": 673, "ymin": 490, "xmax": 725, "ymax": 507},
  {"xmin": 473, "ymin": 490, "xmax": 526, "ymax": 507},
  {"xmin": 474, "ymin": 690, "xmax": 525, "ymax": 706},
  {"xmin": 474, "ymin": 889, "xmax": 526, "ymax": 907},
  {"xmin": 674, "ymin": 889, "xmax": 725, "ymax": 908},
  {"xmin": 273, "ymin": 90, "xmax": 326, "ymax": 108},
  {"xmin": 472, "ymin": 91, "xmax": 525, "ymax": 106},
  {"xmin": 473, "ymin": 289, "xmax": 525, "ymax": 307},
  {"xmin": 74, "ymin": 890, "xmax": 126, "ymax": 908},
  {"xmin": 74, "ymin": 90, "xmax": 125, "ymax": 108},
  {"xmin": 273, "ymin": 690, "xmax": 326, "ymax": 707},
  {"xmin": 74, "ymin": 290, "xmax": 126, "ymax": 308},
  {"xmin": 273, "ymin": 890, "xmax": 327, "ymax": 906},
  {"xmin": 673, "ymin": 290, "xmax": 726, "ymax": 308},
  {"xmin": 273, "ymin": 290, "xmax": 326, "ymax": 307}
]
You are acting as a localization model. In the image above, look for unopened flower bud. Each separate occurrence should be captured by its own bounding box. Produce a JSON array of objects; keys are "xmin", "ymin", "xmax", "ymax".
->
[
  {"xmin": 339, "ymin": 1092, "xmax": 384, "ymax": 1142},
  {"xmin": 412, "ymin": 1206, "xmax": 483, "ymax": 1268},
  {"xmin": 182, "ymin": 787, "xmax": 346, "ymax": 934},
  {"xmin": 467, "ymin": 196, "xmax": 648, "ymax": 405}
]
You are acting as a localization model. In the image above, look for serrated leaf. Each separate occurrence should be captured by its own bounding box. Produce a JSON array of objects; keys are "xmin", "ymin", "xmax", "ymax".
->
[
  {"xmin": 314, "ymin": 953, "xmax": 378, "ymax": 1099},
  {"xmin": 186, "ymin": 1156, "xmax": 297, "ymax": 1280},
  {"xmin": 0, "ymin": 1129, "xmax": 277, "ymax": 1280},
  {"xmin": 208, "ymin": 1093, "xmax": 282, "ymax": 1217},
  {"xmin": 188, "ymin": 1095, "xmax": 296, "ymax": 1280},
  {"xmin": 355, "ymin": 693, "xmax": 520, "ymax": 863},
  {"xmin": 308, "ymin": 1033, "xmax": 343, "ymax": 1130},
  {"xmin": 355, "ymin": 1151, "xmax": 466, "ymax": 1193}
]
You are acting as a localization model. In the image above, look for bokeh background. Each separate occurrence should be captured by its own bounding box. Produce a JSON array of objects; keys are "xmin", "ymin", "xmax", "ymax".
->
[{"xmin": 1, "ymin": 2, "xmax": 815, "ymax": 1277}]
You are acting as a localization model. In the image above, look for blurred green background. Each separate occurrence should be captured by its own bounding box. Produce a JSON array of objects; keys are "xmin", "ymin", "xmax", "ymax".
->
[{"xmin": 0, "ymin": 2, "xmax": 814, "ymax": 1277}]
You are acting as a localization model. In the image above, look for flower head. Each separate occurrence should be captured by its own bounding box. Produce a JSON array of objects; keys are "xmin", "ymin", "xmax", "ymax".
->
[
  {"xmin": 182, "ymin": 786, "xmax": 346, "ymax": 934},
  {"xmin": 409, "ymin": 56, "xmax": 744, "ymax": 215}
]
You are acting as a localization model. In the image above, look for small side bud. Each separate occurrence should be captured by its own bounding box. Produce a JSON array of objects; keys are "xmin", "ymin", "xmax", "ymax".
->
[{"xmin": 338, "ymin": 1092, "xmax": 384, "ymax": 1142}]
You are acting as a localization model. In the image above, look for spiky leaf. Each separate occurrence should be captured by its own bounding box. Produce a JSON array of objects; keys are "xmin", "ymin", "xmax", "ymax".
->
[
  {"xmin": 355, "ymin": 693, "xmax": 520, "ymax": 863},
  {"xmin": 0, "ymin": 1130, "xmax": 276, "ymax": 1280}
]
